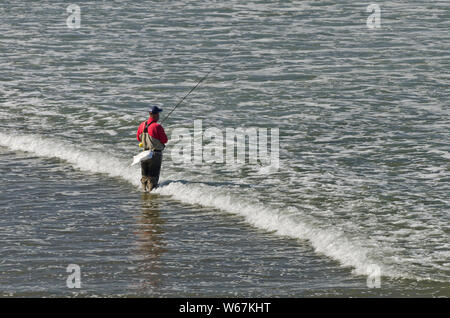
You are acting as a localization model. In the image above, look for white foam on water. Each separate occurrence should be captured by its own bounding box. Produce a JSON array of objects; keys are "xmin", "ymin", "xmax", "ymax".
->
[
  {"xmin": 0, "ymin": 131, "xmax": 141, "ymax": 188},
  {"xmin": 153, "ymin": 181, "xmax": 410, "ymax": 280},
  {"xmin": 0, "ymin": 131, "xmax": 427, "ymax": 282}
]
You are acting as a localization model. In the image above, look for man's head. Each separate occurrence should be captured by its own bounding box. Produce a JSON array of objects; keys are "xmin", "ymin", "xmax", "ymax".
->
[{"xmin": 149, "ymin": 105, "xmax": 163, "ymax": 121}]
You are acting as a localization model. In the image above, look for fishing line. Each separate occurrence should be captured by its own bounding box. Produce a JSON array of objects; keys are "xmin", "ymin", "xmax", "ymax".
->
[{"xmin": 160, "ymin": 64, "xmax": 219, "ymax": 124}]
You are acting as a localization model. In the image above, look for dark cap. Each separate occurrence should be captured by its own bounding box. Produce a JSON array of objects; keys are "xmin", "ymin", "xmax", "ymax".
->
[{"xmin": 149, "ymin": 105, "xmax": 163, "ymax": 114}]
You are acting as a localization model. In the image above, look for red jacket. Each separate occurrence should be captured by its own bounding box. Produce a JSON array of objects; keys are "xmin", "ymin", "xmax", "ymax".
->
[{"xmin": 137, "ymin": 118, "xmax": 168, "ymax": 144}]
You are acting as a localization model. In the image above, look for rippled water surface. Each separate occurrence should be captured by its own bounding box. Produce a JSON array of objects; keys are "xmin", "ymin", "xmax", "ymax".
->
[{"xmin": 0, "ymin": 1, "xmax": 449, "ymax": 297}]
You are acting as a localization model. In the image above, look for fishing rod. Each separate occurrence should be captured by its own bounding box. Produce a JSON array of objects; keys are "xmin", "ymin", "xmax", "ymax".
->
[{"xmin": 160, "ymin": 65, "xmax": 218, "ymax": 124}]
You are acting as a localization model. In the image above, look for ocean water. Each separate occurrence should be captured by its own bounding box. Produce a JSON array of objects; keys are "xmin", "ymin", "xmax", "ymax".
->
[{"xmin": 0, "ymin": 0, "xmax": 449, "ymax": 297}]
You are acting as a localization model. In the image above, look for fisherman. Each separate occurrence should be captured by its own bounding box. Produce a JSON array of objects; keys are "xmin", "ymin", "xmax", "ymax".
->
[{"xmin": 136, "ymin": 105, "xmax": 168, "ymax": 192}]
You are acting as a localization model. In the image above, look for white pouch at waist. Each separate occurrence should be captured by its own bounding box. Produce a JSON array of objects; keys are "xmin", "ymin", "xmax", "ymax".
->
[{"xmin": 131, "ymin": 150, "xmax": 153, "ymax": 166}]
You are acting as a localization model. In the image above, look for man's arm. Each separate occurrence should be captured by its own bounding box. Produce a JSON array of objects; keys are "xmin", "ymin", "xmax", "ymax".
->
[
  {"xmin": 136, "ymin": 122, "xmax": 144, "ymax": 141},
  {"xmin": 155, "ymin": 124, "xmax": 168, "ymax": 144}
]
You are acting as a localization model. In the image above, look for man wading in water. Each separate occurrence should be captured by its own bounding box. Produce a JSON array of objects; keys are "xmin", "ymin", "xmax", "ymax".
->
[{"xmin": 136, "ymin": 105, "xmax": 168, "ymax": 192}]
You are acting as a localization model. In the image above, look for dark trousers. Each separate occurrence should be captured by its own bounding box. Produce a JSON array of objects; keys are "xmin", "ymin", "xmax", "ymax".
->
[{"xmin": 141, "ymin": 151, "xmax": 163, "ymax": 187}]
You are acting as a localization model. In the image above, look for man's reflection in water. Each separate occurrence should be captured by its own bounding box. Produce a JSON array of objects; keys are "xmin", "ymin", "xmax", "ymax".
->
[{"xmin": 133, "ymin": 192, "xmax": 166, "ymax": 293}]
